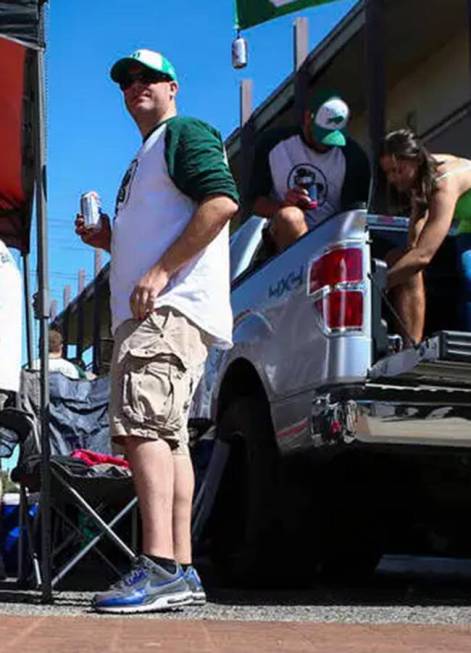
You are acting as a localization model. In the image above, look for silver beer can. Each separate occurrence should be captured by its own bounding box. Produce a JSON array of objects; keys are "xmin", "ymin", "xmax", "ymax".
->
[
  {"xmin": 80, "ymin": 191, "xmax": 101, "ymax": 229},
  {"xmin": 232, "ymin": 35, "xmax": 248, "ymax": 69}
]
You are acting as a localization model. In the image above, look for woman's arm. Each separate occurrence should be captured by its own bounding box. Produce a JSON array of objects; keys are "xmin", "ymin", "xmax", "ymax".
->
[{"xmin": 388, "ymin": 187, "xmax": 458, "ymax": 288}]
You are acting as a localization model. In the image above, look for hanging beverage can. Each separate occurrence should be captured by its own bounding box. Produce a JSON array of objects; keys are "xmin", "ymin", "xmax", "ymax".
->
[{"xmin": 232, "ymin": 35, "xmax": 248, "ymax": 69}]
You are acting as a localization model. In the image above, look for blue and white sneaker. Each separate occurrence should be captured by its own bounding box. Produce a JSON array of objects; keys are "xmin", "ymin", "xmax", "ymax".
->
[
  {"xmin": 184, "ymin": 565, "xmax": 207, "ymax": 605},
  {"xmin": 92, "ymin": 555, "xmax": 191, "ymax": 614}
]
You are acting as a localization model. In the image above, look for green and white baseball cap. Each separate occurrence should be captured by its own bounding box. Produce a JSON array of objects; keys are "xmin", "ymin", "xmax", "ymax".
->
[
  {"xmin": 110, "ymin": 49, "xmax": 178, "ymax": 83},
  {"xmin": 309, "ymin": 90, "xmax": 350, "ymax": 147}
]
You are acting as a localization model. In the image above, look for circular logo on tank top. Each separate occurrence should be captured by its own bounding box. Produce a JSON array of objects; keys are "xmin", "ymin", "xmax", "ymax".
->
[{"xmin": 287, "ymin": 164, "xmax": 328, "ymax": 207}]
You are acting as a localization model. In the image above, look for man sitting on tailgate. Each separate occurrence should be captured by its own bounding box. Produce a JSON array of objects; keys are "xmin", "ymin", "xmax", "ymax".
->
[{"xmin": 249, "ymin": 90, "xmax": 370, "ymax": 253}]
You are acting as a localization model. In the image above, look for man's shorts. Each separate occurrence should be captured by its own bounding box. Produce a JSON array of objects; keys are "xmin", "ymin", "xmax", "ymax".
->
[{"xmin": 109, "ymin": 306, "xmax": 208, "ymax": 456}]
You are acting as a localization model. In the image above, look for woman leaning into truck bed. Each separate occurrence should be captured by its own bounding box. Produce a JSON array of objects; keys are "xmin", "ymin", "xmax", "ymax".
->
[{"xmin": 379, "ymin": 129, "xmax": 471, "ymax": 345}]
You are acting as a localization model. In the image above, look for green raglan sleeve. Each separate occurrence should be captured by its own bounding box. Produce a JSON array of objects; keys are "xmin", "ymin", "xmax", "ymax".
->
[
  {"xmin": 164, "ymin": 117, "xmax": 239, "ymax": 205},
  {"xmin": 341, "ymin": 138, "xmax": 371, "ymax": 209}
]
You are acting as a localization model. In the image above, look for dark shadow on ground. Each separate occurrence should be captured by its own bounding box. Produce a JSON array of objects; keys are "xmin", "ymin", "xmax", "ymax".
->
[
  {"xmin": 1, "ymin": 555, "xmax": 471, "ymax": 610},
  {"xmin": 203, "ymin": 555, "xmax": 471, "ymax": 608}
]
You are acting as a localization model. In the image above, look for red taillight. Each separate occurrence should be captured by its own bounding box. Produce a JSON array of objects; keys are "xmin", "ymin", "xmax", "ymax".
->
[
  {"xmin": 309, "ymin": 248, "xmax": 362, "ymax": 295},
  {"xmin": 309, "ymin": 247, "xmax": 365, "ymax": 332},
  {"xmin": 314, "ymin": 291, "xmax": 364, "ymax": 329}
]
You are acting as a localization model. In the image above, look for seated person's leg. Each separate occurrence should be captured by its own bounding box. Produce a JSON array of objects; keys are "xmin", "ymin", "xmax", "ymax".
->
[
  {"xmin": 270, "ymin": 206, "xmax": 308, "ymax": 252},
  {"xmin": 386, "ymin": 248, "xmax": 425, "ymax": 346}
]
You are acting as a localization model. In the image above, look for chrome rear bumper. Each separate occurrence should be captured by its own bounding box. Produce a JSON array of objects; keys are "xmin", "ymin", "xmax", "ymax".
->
[{"xmin": 338, "ymin": 383, "xmax": 471, "ymax": 448}]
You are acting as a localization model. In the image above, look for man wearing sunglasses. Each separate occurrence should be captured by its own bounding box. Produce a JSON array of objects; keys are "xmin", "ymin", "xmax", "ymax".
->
[{"xmin": 75, "ymin": 49, "xmax": 239, "ymax": 614}]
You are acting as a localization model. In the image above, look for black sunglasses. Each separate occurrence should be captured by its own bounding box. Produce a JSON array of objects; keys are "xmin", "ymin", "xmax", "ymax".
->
[{"xmin": 119, "ymin": 70, "xmax": 171, "ymax": 91}]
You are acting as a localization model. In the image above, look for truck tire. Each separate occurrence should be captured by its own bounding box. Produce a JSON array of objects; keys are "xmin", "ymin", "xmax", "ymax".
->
[{"xmin": 209, "ymin": 395, "xmax": 281, "ymax": 587}]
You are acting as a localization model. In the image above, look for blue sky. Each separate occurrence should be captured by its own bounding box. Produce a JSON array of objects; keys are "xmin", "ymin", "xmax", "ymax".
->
[{"xmin": 28, "ymin": 0, "xmax": 357, "ymax": 353}]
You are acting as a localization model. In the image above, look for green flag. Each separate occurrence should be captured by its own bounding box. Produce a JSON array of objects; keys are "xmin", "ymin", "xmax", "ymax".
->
[{"xmin": 236, "ymin": 0, "xmax": 342, "ymax": 30}]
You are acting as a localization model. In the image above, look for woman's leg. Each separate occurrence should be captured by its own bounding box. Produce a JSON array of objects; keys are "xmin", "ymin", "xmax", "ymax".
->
[
  {"xmin": 456, "ymin": 233, "xmax": 471, "ymax": 331},
  {"xmin": 389, "ymin": 272, "xmax": 425, "ymax": 345},
  {"xmin": 386, "ymin": 248, "xmax": 425, "ymax": 346}
]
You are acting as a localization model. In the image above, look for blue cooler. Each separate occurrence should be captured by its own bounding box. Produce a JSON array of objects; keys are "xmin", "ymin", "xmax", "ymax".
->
[{"xmin": 0, "ymin": 492, "xmax": 38, "ymax": 576}]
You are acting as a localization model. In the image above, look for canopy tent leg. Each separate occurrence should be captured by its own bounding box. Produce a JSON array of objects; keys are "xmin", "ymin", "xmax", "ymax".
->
[{"xmin": 33, "ymin": 1, "xmax": 53, "ymax": 604}]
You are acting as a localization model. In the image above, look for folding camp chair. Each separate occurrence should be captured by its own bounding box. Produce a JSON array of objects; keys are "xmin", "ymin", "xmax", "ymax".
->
[{"xmin": 0, "ymin": 370, "xmax": 138, "ymax": 589}]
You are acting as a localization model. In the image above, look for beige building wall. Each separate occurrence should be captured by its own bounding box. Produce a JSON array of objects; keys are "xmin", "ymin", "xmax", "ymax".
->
[{"xmin": 349, "ymin": 29, "xmax": 469, "ymax": 151}]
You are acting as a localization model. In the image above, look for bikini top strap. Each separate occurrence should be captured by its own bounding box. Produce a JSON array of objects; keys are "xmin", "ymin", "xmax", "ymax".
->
[{"xmin": 436, "ymin": 163, "xmax": 471, "ymax": 181}]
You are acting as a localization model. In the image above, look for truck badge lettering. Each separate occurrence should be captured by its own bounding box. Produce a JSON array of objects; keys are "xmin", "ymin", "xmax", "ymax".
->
[{"xmin": 269, "ymin": 266, "xmax": 304, "ymax": 298}]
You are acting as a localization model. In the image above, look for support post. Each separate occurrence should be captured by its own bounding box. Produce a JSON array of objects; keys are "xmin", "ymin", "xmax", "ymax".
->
[
  {"xmin": 62, "ymin": 285, "xmax": 71, "ymax": 358},
  {"xmin": 77, "ymin": 268, "xmax": 86, "ymax": 294},
  {"xmin": 293, "ymin": 17, "xmax": 310, "ymax": 125},
  {"xmin": 365, "ymin": 0, "xmax": 386, "ymax": 211},
  {"xmin": 293, "ymin": 17, "xmax": 308, "ymax": 71},
  {"xmin": 76, "ymin": 269, "xmax": 86, "ymax": 359},
  {"xmin": 50, "ymin": 300, "xmax": 57, "ymax": 321},
  {"xmin": 94, "ymin": 249, "xmax": 102, "ymax": 277},
  {"xmin": 63, "ymin": 284, "xmax": 71, "ymax": 310},
  {"xmin": 239, "ymin": 78, "xmax": 253, "ymax": 127},
  {"xmin": 22, "ymin": 253, "xmax": 34, "ymax": 368},
  {"xmin": 92, "ymin": 251, "xmax": 102, "ymax": 374},
  {"xmin": 34, "ymin": 0, "xmax": 52, "ymax": 604},
  {"xmin": 239, "ymin": 79, "xmax": 256, "ymax": 223}
]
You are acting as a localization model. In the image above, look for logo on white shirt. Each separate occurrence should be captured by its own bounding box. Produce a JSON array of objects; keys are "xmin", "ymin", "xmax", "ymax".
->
[
  {"xmin": 287, "ymin": 163, "xmax": 328, "ymax": 208},
  {"xmin": 115, "ymin": 158, "xmax": 139, "ymax": 214}
]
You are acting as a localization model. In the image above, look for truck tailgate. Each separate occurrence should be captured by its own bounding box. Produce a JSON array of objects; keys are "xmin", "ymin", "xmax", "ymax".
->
[
  {"xmin": 369, "ymin": 331, "xmax": 471, "ymax": 387},
  {"xmin": 352, "ymin": 331, "xmax": 471, "ymax": 448}
]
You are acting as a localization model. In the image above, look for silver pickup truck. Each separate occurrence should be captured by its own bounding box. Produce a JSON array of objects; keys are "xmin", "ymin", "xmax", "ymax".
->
[{"xmin": 192, "ymin": 209, "xmax": 471, "ymax": 586}]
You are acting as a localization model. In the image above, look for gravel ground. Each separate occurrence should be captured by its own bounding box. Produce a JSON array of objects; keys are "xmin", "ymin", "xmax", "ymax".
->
[{"xmin": 1, "ymin": 555, "xmax": 471, "ymax": 623}]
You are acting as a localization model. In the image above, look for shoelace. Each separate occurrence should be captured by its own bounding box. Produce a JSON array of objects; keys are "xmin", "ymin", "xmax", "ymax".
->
[
  {"xmin": 110, "ymin": 561, "xmax": 148, "ymax": 590},
  {"xmin": 123, "ymin": 567, "xmax": 148, "ymax": 587}
]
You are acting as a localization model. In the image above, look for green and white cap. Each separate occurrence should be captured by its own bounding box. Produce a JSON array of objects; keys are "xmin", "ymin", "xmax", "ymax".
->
[
  {"xmin": 310, "ymin": 91, "xmax": 350, "ymax": 147},
  {"xmin": 110, "ymin": 49, "xmax": 178, "ymax": 83}
]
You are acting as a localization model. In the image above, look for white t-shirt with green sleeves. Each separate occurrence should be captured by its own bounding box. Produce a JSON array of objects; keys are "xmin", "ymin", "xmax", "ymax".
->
[{"xmin": 110, "ymin": 116, "xmax": 239, "ymax": 348}]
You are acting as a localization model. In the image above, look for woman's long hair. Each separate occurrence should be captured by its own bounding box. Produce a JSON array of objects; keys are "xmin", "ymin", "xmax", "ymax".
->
[{"xmin": 380, "ymin": 129, "xmax": 439, "ymax": 217}]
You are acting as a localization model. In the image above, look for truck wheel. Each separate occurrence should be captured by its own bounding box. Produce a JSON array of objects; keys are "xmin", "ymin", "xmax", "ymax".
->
[{"xmin": 209, "ymin": 395, "xmax": 281, "ymax": 587}]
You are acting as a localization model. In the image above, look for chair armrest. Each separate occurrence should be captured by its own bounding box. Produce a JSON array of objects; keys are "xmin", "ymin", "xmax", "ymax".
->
[{"xmin": 0, "ymin": 407, "xmax": 36, "ymax": 443}]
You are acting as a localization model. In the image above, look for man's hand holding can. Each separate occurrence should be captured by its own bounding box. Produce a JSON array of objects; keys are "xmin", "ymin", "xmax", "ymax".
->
[
  {"xmin": 283, "ymin": 186, "xmax": 318, "ymax": 211},
  {"xmin": 75, "ymin": 212, "xmax": 112, "ymax": 252}
]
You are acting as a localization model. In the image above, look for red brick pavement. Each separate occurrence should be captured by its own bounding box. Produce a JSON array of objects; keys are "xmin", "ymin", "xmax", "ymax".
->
[{"xmin": 0, "ymin": 616, "xmax": 470, "ymax": 653}]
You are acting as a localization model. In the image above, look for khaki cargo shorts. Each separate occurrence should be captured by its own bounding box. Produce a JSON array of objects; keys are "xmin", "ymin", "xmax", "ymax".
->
[{"xmin": 109, "ymin": 306, "xmax": 208, "ymax": 456}]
